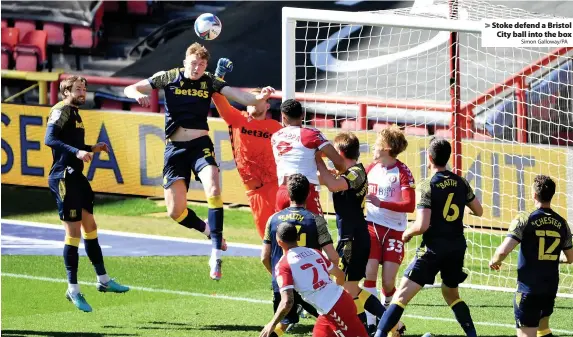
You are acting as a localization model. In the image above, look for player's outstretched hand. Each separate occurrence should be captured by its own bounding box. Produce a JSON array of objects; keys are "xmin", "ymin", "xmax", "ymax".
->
[
  {"xmin": 216, "ymin": 58, "xmax": 234, "ymax": 78},
  {"xmin": 76, "ymin": 150, "xmax": 93, "ymax": 163},
  {"xmin": 256, "ymin": 86, "xmax": 275, "ymax": 100},
  {"xmin": 259, "ymin": 322, "xmax": 276, "ymax": 337},
  {"xmin": 366, "ymin": 194, "xmax": 381, "ymax": 207},
  {"xmin": 91, "ymin": 142, "xmax": 109, "ymax": 153},
  {"xmin": 135, "ymin": 94, "xmax": 150, "ymax": 108},
  {"xmin": 489, "ymin": 259, "xmax": 502, "ymax": 271}
]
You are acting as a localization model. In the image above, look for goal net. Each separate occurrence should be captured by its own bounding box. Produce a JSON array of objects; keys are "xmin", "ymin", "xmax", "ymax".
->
[{"xmin": 282, "ymin": 0, "xmax": 573, "ymax": 297}]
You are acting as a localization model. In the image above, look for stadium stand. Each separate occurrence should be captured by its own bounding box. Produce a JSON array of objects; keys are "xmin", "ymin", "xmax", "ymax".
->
[
  {"xmin": 1, "ymin": 27, "xmax": 19, "ymax": 69},
  {"xmin": 14, "ymin": 30, "xmax": 47, "ymax": 71}
]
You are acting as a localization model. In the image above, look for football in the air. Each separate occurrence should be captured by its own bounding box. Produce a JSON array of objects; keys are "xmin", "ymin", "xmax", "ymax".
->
[{"xmin": 194, "ymin": 13, "xmax": 222, "ymax": 40}]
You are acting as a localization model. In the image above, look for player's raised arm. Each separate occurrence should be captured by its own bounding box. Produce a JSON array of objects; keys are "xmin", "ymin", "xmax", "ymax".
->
[
  {"xmin": 316, "ymin": 155, "xmax": 348, "ymax": 192},
  {"xmin": 221, "ymin": 85, "xmax": 275, "ymax": 107},
  {"xmin": 124, "ymin": 68, "xmax": 178, "ymax": 108},
  {"xmin": 320, "ymin": 143, "xmax": 347, "ymax": 173}
]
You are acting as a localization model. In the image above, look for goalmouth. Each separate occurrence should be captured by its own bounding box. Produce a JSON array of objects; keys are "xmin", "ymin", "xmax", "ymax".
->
[{"xmin": 281, "ymin": 0, "xmax": 573, "ymax": 298}]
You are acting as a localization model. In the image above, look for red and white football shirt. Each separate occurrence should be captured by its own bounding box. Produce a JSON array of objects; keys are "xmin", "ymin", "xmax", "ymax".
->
[
  {"xmin": 366, "ymin": 160, "xmax": 415, "ymax": 231},
  {"xmin": 271, "ymin": 126, "xmax": 329, "ymax": 185},
  {"xmin": 275, "ymin": 247, "xmax": 343, "ymax": 314}
]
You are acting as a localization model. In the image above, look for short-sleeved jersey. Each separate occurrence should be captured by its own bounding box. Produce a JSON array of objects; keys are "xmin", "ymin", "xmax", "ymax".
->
[
  {"xmin": 271, "ymin": 126, "xmax": 330, "ymax": 185},
  {"xmin": 276, "ymin": 247, "xmax": 343, "ymax": 314},
  {"xmin": 416, "ymin": 170, "xmax": 475, "ymax": 253},
  {"xmin": 508, "ymin": 208, "xmax": 572, "ymax": 294},
  {"xmin": 366, "ymin": 160, "xmax": 415, "ymax": 231},
  {"xmin": 264, "ymin": 206, "xmax": 333, "ymax": 292},
  {"xmin": 46, "ymin": 102, "xmax": 89, "ymax": 179},
  {"xmin": 211, "ymin": 93, "xmax": 282, "ymax": 186},
  {"xmin": 147, "ymin": 68, "xmax": 227, "ymax": 138},
  {"xmin": 333, "ymin": 163, "xmax": 369, "ymax": 240}
]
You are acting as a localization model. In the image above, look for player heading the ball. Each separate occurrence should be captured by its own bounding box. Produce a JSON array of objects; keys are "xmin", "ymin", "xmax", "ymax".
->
[{"xmin": 123, "ymin": 42, "xmax": 274, "ymax": 281}]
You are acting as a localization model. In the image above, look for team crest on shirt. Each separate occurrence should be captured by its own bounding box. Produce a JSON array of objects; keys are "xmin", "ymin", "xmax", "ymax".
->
[
  {"xmin": 180, "ymin": 80, "xmax": 185, "ymax": 87},
  {"xmin": 200, "ymin": 82, "xmax": 207, "ymax": 90},
  {"xmin": 388, "ymin": 175, "xmax": 397, "ymax": 184},
  {"xmin": 346, "ymin": 170, "xmax": 358, "ymax": 181}
]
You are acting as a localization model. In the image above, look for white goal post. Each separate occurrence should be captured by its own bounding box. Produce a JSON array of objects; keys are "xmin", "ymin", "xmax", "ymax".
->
[{"xmin": 281, "ymin": 0, "xmax": 573, "ymax": 298}]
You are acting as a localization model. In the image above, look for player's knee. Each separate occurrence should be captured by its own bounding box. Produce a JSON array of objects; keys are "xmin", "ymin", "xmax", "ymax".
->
[
  {"xmin": 382, "ymin": 278, "xmax": 396, "ymax": 292},
  {"xmin": 167, "ymin": 205, "xmax": 187, "ymax": 221}
]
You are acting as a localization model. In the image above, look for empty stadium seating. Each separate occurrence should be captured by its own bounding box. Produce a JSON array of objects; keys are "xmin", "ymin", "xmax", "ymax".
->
[
  {"xmin": 2, "ymin": 28, "xmax": 19, "ymax": 69},
  {"xmin": 14, "ymin": 20, "xmax": 36, "ymax": 41},
  {"xmin": 43, "ymin": 23, "xmax": 65, "ymax": 46},
  {"xmin": 310, "ymin": 117, "xmax": 335, "ymax": 128},
  {"xmin": 13, "ymin": 30, "xmax": 47, "ymax": 71}
]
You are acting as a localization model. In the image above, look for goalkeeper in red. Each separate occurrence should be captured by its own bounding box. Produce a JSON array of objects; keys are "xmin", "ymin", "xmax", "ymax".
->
[
  {"xmin": 124, "ymin": 43, "xmax": 273, "ymax": 280},
  {"xmin": 211, "ymin": 58, "xmax": 282, "ymax": 239}
]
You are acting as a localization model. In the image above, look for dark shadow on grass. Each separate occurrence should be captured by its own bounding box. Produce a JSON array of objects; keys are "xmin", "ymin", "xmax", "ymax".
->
[
  {"xmin": 1, "ymin": 330, "xmax": 137, "ymax": 337},
  {"xmin": 0, "ymin": 185, "xmax": 139, "ymax": 217},
  {"xmin": 410, "ymin": 303, "xmax": 572, "ymax": 310},
  {"xmin": 143, "ymin": 321, "xmax": 265, "ymax": 332}
]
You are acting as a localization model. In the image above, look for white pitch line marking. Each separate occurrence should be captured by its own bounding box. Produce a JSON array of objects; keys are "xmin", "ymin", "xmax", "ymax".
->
[{"xmin": 2, "ymin": 273, "xmax": 572, "ymax": 334}]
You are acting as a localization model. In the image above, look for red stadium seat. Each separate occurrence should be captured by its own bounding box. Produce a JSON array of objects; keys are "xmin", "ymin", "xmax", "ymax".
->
[
  {"xmin": 310, "ymin": 117, "xmax": 335, "ymax": 128},
  {"xmin": 340, "ymin": 120, "xmax": 359, "ymax": 130},
  {"xmin": 71, "ymin": 6, "xmax": 104, "ymax": 49},
  {"xmin": 43, "ymin": 22, "xmax": 65, "ymax": 46},
  {"xmin": 70, "ymin": 26, "xmax": 96, "ymax": 49},
  {"xmin": 371, "ymin": 122, "xmax": 391, "ymax": 132},
  {"xmin": 434, "ymin": 128, "xmax": 452, "ymax": 138},
  {"xmin": 14, "ymin": 20, "xmax": 36, "ymax": 41},
  {"xmin": 405, "ymin": 126, "xmax": 427, "ymax": 136},
  {"xmin": 14, "ymin": 30, "xmax": 47, "ymax": 71},
  {"xmin": 1, "ymin": 28, "xmax": 19, "ymax": 69},
  {"xmin": 100, "ymin": 99, "xmax": 124, "ymax": 110},
  {"xmin": 104, "ymin": 1, "xmax": 119, "ymax": 12},
  {"xmin": 127, "ymin": 1, "xmax": 149, "ymax": 15}
]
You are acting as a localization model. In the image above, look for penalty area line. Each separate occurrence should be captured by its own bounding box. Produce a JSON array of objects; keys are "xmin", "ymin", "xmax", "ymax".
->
[{"xmin": 2, "ymin": 272, "xmax": 573, "ymax": 335}]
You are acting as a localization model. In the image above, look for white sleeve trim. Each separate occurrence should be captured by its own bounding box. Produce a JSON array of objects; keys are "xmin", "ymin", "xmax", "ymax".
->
[
  {"xmin": 317, "ymin": 141, "xmax": 330, "ymax": 151},
  {"xmin": 280, "ymin": 285, "xmax": 295, "ymax": 292}
]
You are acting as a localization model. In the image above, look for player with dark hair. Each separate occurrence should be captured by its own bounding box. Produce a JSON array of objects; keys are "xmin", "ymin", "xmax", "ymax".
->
[
  {"xmin": 363, "ymin": 124, "xmax": 416, "ymax": 329},
  {"xmin": 124, "ymin": 43, "xmax": 274, "ymax": 280},
  {"xmin": 260, "ymin": 222, "xmax": 368, "ymax": 337},
  {"xmin": 272, "ymin": 99, "xmax": 346, "ymax": 215},
  {"xmin": 317, "ymin": 132, "xmax": 386, "ymax": 331},
  {"xmin": 45, "ymin": 75, "xmax": 129, "ymax": 312},
  {"xmin": 211, "ymin": 58, "xmax": 282, "ymax": 239},
  {"xmin": 490, "ymin": 175, "xmax": 573, "ymax": 337},
  {"xmin": 374, "ymin": 137, "xmax": 483, "ymax": 337},
  {"xmin": 261, "ymin": 174, "xmax": 339, "ymax": 336}
]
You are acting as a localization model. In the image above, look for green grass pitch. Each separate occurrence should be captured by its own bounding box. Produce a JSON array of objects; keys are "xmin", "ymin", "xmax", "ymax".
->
[{"xmin": 2, "ymin": 186, "xmax": 572, "ymax": 337}]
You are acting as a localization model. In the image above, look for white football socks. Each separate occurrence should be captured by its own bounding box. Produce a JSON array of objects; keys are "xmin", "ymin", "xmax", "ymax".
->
[{"xmin": 68, "ymin": 283, "xmax": 80, "ymax": 295}]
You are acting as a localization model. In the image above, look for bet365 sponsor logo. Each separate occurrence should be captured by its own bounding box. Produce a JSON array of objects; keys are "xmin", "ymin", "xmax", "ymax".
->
[{"xmin": 173, "ymin": 88, "xmax": 209, "ymax": 98}]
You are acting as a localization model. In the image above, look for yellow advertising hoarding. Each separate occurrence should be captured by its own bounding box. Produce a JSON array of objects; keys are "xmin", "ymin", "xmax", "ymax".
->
[{"xmin": 2, "ymin": 103, "xmax": 570, "ymax": 230}]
